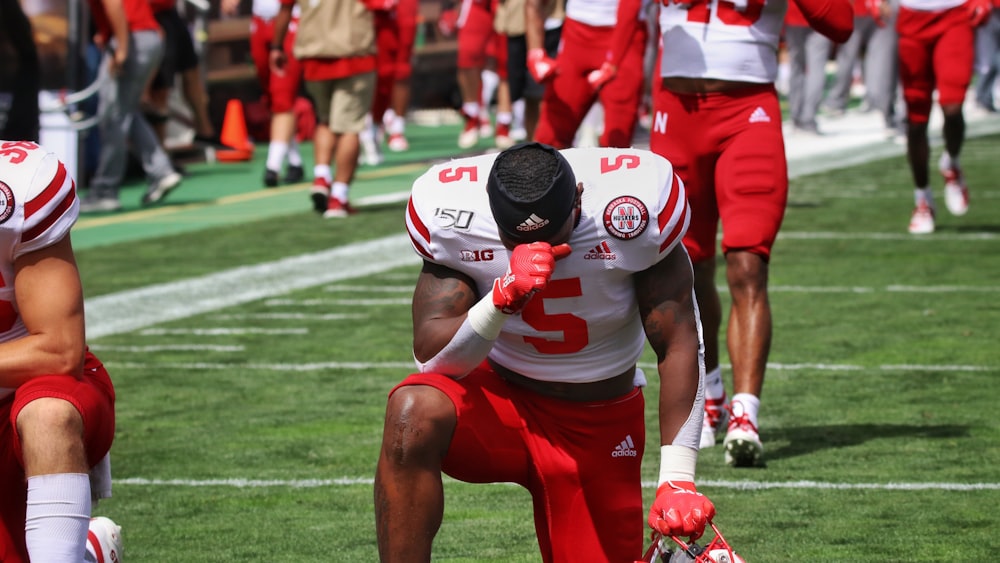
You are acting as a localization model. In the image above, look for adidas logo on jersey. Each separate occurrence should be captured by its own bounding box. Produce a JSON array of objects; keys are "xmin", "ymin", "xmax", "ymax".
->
[
  {"xmin": 585, "ymin": 241, "xmax": 616, "ymax": 260},
  {"xmin": 516, "ymin": 213, "xmax": 550, "ymax": 232},
  {"xmin": 612, "ymin": 434, "xmax": 638, "ymax": 457},
  {"xmin": 748, "ymin": 106, "xmax": 771, "ymax": 123}
]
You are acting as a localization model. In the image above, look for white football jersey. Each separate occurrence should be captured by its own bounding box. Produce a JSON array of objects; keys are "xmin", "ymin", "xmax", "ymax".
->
[
  {"xmin": 0, "ymin": 141, "xmax": 79, "ymax": 399},
  {"xmin": 566, "ymin": 0, "xmax": 622, "ymax": 27},
  {"xmin": 898, "ymin": 0, "xmax": 964, "ymax": 11},
  {"xmin": 658, "ymin": 0, "xmax": 788, "ymax": 83},
  {"xmin": 406, "ymin": 147, "xmax": 690, "ymax": 383}
]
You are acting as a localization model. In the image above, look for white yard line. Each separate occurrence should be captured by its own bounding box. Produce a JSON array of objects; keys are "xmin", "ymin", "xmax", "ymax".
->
[{"xmin": 114, "ymin": 476, "xmax": 1000, "ymax": 491}]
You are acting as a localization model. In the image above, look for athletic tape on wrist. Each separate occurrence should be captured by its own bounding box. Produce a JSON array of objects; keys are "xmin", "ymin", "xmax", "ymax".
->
[
  {"xmin": 467, "ymin": 291, "xmax": 509, "ymax": 340},
  {"xmin": 658, "ymin": 445, "xmax": 697, "ymax": 486}
]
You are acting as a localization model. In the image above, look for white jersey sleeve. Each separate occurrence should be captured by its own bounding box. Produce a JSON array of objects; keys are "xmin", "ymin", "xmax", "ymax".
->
[
  {"xmin": 405, "ymin": 148, "xmax": 690, "ymax": 384},
  {"xmin": 658, "ymin": 0, "xmax": 787, "ymax": 83},
  {"xmin": 0, "ymin": 140, "xmax": 79, "ymax": 384}
]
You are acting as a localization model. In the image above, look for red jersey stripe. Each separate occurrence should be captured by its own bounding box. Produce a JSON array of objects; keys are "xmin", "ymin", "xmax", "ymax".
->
[
  {"xmin": 25, "ymin": 161, "xmax": 67, "ymax": 219},
  {"xmin": 407, "ymin": 197, "xmax": 431, "ymax": 244},
  {"xmin": 407, "ymin": 230, "xmax": 434, "ymax": 260},
  {"xmin": 658, "ymin": 171, "xmax": 681, "ymax": 234},
  {"xmin": 23, "ymin": 184, "xmax": 76, "ymax": 244}
]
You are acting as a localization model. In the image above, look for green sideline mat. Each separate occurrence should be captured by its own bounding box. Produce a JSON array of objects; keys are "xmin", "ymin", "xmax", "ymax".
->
[{"xmin": 71, "ymin": 121, "xmax": 482, "ymax": 249}]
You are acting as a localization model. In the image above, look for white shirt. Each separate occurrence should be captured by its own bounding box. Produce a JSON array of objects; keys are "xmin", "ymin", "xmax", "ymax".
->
[
  {"xmin": 659, "ymin": 0, "xmax": 788, "ymax": 83},
  {"xmin": 405, "ymin": 147, "xmax": 691, "ymax": 384}
]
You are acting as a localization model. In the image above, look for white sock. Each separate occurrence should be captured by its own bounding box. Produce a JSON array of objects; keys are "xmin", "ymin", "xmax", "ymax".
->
[
  {"xmin": 730, "ymin": 393, "xmax": 761, "ymax": 429},
  {"xmin": 914, "ymin": 187, "xmax": 933, "ymax": 207},
  {"xmin": 387, "ymin": 115, "xmax": 405, "ymax": 136},
  {"xmin": 313, "ymin": 164, "xmax": 332, "ymax": 183},
  {"xmin": 481, "ymin": 69, "xmax": 499, "ymax": 108},
  {"xmin": 704, "ymin": 366, "xmax": 725, "ymax": 401},
  {"xmin": 461, "ymin": 102, "xmax": 479, "ymax": 119},
  {"xmin": 938, "ymin": 152, "xmax": 959, "ymax": 172},
  {"xmin": 266, "ymin": 141, "xmax": 289, "ymax": 172},
  {"xmin": 512, "ymin": 98, "xmax": 525, "ymax": 129},
  {"xmin": 331, "ymin": 181, "xmax": 349, "ymax": 202},
  {"xmin": 382, "ymin": 108, "xmax": 398, "ymax": 129},
  {"xmin": 25, "ymin": 473, "xmax": 91, "ymax": 562},
  {"xmin": 496, "ymin": 111, "xmax": 513, "ymax": 126},
  {"xmin": 287, "ymin": 139, "xmax": 302, "ymax": 167}
]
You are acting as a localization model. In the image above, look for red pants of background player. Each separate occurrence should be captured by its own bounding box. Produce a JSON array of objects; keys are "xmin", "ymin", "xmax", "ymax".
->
[
  {"xmin": 896, "ymin": 4, "xmax": 975, "ymax": 125},
  {"xmin": 250, "ymin": 15, "xmax": 302, "ymax": 114},
  {"xmin": 534, "ymin": 17, "xmax": 648, "ymax": 149},
  {"xmin": 649, "ymin": 84, "xmax": 788, "ymax": 262}
]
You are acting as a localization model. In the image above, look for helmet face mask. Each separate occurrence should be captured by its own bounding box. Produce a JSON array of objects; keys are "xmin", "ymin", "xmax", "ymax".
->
[{"xmin": 639, "ymin": 522, "xmax": 745, "ymax": 563}]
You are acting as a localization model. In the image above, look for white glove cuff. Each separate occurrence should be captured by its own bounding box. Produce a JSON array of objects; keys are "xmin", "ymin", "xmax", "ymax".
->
[
  {"xmin": 658, "ymin": 445, "xmax": 697, "ymax": 487},
  {"xmin": 467, "ymin": 290, "xmax": 509, "ymax": 340}
]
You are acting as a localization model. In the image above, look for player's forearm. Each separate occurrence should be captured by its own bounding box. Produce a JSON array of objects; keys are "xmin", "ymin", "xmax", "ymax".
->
[
  {"xmin": 271, "ymin": 4, "xmax": 294, "ymax": 47},
  {"xmin": 657, "ymin": 335, "xmax": 704, "ymax": 449},
  {"xmin": 608, "ymin": 0, "xmax": 644, "ymax": 67},
  {"xmin": 793, "ymin": 0, "xmax": 854, "ymax": 42},
  {"xmin": 0, "ymin": 333, "xmax": 86, "ymax": 387},
  {"xmin": 524, "ymin": 0, "xmax": 548, "ymax": 50},
  {"xmin": 100, "ymin": 0, "xmax": 130, "ymax": 48}
]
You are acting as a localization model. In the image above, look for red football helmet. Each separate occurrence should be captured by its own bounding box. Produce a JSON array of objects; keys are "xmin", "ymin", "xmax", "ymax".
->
[{"xmin": 637, "ymin": 521, "xmax": 745, "ymax": 563}]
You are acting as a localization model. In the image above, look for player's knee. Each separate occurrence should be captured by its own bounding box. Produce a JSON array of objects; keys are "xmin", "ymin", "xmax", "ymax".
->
[
  {"xmin": 16, "ymin": 397, "xmax": 83, "ymax": 441},
  {"xmin": 383, "ymin": 385, "xmax": 455, "ymax": 460},
  {"xmin": 725, "ymin": 250, "xmax": 769, "ymax": 294}
]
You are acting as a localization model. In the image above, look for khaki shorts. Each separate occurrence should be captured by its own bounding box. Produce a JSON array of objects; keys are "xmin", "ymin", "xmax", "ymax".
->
[{"xmin": 305, "ymin": 71, "xmax": 375, "ymax": 133}]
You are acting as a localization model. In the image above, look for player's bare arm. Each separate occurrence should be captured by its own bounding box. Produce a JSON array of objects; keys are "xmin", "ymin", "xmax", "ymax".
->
[
  {"xmin": 634, "ymin": 244, "xmax": 702, "ymax": 444},
  {"xmin": 0, "ymin": 235, "xmax": 86, "ymax": 387},
  {"xmin": 411, "ymin": 260, "xmax": 479, "ymax": 363}
]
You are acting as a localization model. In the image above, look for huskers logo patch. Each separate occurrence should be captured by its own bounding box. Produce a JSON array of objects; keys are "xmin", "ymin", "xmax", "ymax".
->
[
  {"xmin": 0, "ymin": 181, "xmax": 13, "ymax": 224},
  {"xmin": 603, "ymin": 196, "xmax": 648, "ymax": 240}
]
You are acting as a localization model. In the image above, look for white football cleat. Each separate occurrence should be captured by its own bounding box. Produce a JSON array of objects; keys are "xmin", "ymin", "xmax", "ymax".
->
[
  {"xmin": 457, "ymin": 121, "xmax": 479, "ymax": 149},
  {"xmin": 942, "ymin": 170, "xmax": 969, "ymax": 216},
  {"xmin": 699, "ymin": 394, "xmax": 729, "ymax": 449},
  {"xmin": 908, "ymin": 202, "xmax": 935, "ymax": 234},
  {"xmin": 387, "ymin": 133, "xmax": 409, "ymax": 152},
  {"xmin": 723, "ymin": 403, "xmax": 763, "ymax": 467},
  {"xmin": 86, "ymin": 516, "xmax": 123, "ymax": 563}
]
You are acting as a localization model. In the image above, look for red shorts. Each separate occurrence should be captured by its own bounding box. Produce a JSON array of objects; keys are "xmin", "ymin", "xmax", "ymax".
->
[
  {"xmin": 373, "ymin": 9, "xmax": 418, "ymax": 118},
  {"xmin": 457, "ymin": 1, "xmax": 496, "ymax": 69},
  {"xmin": 391, "ymin": 363, "xmax": 646, "ymax": 562},
  {"xmin": 534, "ymin": 18, "xmax": 648, "ymax": 149},
  {"xmin": 896, "ymin": 5, "xmax": 974, "ymax": 124},
  {"xmin": 0, "ymin": 351, "xmax": 115, "ymax": 563},
  {"xmin": 250, "ymin": 16, "xmax": 303, "ymax": 113},
  {"xmin": 649, "ymin": 84, "xmax": 788, "ymax": 263}
]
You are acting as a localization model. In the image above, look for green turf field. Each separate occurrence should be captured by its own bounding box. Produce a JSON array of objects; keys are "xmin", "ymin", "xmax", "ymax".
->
[{"xmin": 74, "ymin": 128, "xmax": 1000, "ymax": 561}]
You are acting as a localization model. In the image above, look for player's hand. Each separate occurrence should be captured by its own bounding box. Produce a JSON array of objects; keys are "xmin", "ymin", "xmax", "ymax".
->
[
  {"xmin": 967, "ymin": 0, "xmax": 991, "ymax": 27},
  {"xmin": 269, "ymin": 48, "xmax": 287, "ymax": 76},
  {"xmin": 491, "ymin": 242, "xmax": 571, "ymax": 314},
  {"xmin": 865, "ymin": 0, "xmax": 887, "ymax": 26},
  {"xmin": 587, "ymin": 61, "xmax": 617, "ymax": 90},
  {"xmin": 648, "ymin": 481, "xmax": 715, "ymax": 541},
  {"xmin": 527, "ymin": 48, "xmax": 558, "ymax": 84}
]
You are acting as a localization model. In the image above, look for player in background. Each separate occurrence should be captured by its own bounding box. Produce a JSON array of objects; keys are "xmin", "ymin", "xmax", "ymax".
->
[
  {"xmin": 526, "ymin": 0, "xmax": 651, "ymax": 148},
  {"xmin": 375, "ymin": 142, "xmax": 716, "ymax": 561},
  {"xmin": 899, "ymin": 0, "xmax": 991, "ymax": 234},
  {"xmin": 372, "ymin": 0, "xmax": 419, "ymax": 152},
  {"xmin": 648, "ymin": 0, "xmax": 852, "ymax": 466},
  {"xmin": 0, "ymin": 140, "xmax": 121, "ymax": 562},
  {"xmin": 222, "ymin": 0, "xmax": 308, "ymax": 188}
]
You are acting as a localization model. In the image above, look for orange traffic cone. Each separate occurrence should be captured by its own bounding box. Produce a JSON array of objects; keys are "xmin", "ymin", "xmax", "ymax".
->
[{"xmin": 216, "ymin": 99, "xmax": 255, "ymax": 162}]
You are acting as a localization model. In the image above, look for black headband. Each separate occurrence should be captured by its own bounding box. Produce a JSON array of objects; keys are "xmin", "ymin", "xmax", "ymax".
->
[{"xmin": 487, "ymin": 142, "xmax": 577, "ymax": 244}]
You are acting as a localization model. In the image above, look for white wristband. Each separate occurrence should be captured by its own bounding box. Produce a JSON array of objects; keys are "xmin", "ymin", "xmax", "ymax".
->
[
  {"xmin": 466, "ymin": 291, "xmax": 509, "ymax": 341},
  {"xmin": 657, "ymin": 445, "xmax": 697, "ymax": 486}
]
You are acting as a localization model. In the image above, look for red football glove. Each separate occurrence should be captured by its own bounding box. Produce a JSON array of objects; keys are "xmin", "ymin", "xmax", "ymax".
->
[
  {"xmin": 587, "ymin": 61, "xmax": 617, "ymax": 90},
  {"xmin": 491, "ymin": 242, "xmax": 571, "ymax": 314},
  {"xmin": 647, "ymin": 481, "xmax": 715, "ymax": 542},
  {"xmin": 967, "ymin": 0, "xmax": 991, "ymax": 26},
  {"xmin": 527, "ymin": 48, "xmax": 558, "ymax": 84}
]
